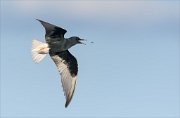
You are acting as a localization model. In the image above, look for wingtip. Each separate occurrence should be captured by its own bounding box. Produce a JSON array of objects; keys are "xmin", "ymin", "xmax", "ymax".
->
[
  {"xmin": 65, "ymin": 103, "xmax": 68, "ymax": 108},
  {"xmin": 36, "ymin": 19, "xmax": 43, "ymax": 23},
  {"xmin": 65, "ymin": 100, "xmax": 70, "ymax": 108}
]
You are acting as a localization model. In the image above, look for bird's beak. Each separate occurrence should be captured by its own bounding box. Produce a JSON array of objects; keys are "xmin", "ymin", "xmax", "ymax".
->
[{"xmin": 79, "ymin": 39, "xmax": 86, "ymax": 45}]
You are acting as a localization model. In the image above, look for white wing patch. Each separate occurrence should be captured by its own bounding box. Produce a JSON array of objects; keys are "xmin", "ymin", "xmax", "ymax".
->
[{"xmin": 51, "ymin": 55, "xmax": 77, "ymax": 107}]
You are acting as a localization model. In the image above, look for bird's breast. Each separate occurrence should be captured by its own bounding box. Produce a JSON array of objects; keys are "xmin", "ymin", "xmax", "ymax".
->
[{"xmin": 49, "ymin": 41, "xmax": 67, "ymax": 52}]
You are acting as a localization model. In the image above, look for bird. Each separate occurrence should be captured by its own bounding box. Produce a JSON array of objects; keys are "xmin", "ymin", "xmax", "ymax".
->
[{"xmin": 31, "ymin": 19, "xmax": 86, "ymax": 108}]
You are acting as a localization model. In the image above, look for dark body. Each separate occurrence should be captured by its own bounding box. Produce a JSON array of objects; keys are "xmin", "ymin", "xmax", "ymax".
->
[{"xmin": 37, "ymin": 19, "xmax": 83, "ymax": 107}]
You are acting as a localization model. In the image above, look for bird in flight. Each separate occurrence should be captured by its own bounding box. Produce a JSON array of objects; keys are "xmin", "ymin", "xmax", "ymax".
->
[{"xmin": 31, "ymin": 19, "xmax": 86, "ymax": 108}]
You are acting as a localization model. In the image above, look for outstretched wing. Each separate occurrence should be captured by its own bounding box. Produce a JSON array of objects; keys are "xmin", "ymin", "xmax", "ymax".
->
[
  {"xmin": 49, "ymin": 50, "xmax": 78, "ymax": 108},
  {"xmin": 37, "ymin": 19, "xmax": 67, "ymax": 42}
]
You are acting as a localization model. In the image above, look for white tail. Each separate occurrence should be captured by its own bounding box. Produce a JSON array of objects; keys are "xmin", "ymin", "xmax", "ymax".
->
[{"xmin": 31, "ymin": 40, "xmax": 49, "ymax": 63}]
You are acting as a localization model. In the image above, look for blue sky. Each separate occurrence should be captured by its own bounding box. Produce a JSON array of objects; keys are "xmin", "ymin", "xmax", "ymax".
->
[{"xmin": 1, "ymin": 0, "xmax": 180, "ymax": 118}]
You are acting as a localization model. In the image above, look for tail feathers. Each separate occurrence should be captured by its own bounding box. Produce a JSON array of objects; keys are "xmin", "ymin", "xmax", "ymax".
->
[
  {"xmin": 31, "ymin": 40, "xmax": 49, "ymax": 63},
  {"xmin": 32, "ymin": 52, "xmax": 47, "ymax": 63}
]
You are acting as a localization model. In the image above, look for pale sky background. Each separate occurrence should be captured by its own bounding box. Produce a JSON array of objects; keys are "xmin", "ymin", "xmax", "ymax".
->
[{"xmin": 0, "ymin": 0, "xmax": 180, "ymax": 118}]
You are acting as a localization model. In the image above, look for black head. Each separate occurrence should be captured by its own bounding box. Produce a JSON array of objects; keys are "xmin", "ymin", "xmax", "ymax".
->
[{"xmin": 70, "ymin": 37, "xmax": 86, "ymax": 45}]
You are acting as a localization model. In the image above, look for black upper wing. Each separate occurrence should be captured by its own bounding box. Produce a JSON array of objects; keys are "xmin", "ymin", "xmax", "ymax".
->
[{"xmin": 37, "ymin": 19, "xmax": 67, "ymax": 42}]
